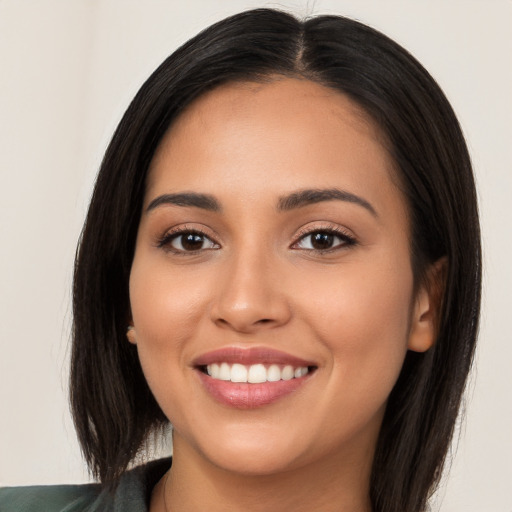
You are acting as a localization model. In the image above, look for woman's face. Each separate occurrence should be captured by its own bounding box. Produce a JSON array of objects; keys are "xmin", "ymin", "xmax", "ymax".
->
[{"xmin": 129, "ymin": 78, "xmax": 435, "ymax": 477}]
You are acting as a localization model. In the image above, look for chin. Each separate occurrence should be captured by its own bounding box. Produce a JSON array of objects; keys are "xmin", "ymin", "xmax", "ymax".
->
[
  {"xmin": 175, "ymin": 421, "xmax": 313, "ymax": 477},
  {"xmin": 203, "ymin": 443, "xmax": 307, "ymax": 477}
]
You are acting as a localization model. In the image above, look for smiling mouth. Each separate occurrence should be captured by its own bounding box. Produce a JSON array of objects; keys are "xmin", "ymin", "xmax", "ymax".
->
[
  {"xmin": 199, "ymin": 363, "xmax": 314, "ymax": 383},
  {"xmin": 193, "ymin": 347, "xmax": 318, "ymax": 408}
]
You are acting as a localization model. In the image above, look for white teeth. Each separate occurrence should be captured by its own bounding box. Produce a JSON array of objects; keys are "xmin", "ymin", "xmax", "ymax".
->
[
  {"xmin": 219, "ymin": 362, "xmax": 231, "ymax": 381},
  {"xmin": 295, "ymin": 367, "xmax": 308, "ymax": 378},
  {"xmin": 247, "ymin": 364, "xmax": 267, "ymax": 383},
  {"xmin": 267, "ymin": 364, "xmax": 281, "ymax": 382},
  {"xmin": 281, "ymin": 365, "xmax": 294, "ymax": 381},
  {"xmin": 230, "ymin": 363, "xmax": 247, "ymax": 382},
  {"xmin": 205, "ymin": 363, "xmax": 310, "ymax": 383}
]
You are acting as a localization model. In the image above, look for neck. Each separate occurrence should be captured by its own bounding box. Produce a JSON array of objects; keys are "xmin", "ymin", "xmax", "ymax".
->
[{"xmin": 162, "ymin": 433, "xmax": 374, "ymax": 512}]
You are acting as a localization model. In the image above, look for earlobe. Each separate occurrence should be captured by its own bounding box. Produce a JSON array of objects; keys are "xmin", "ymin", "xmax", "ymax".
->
[
  {"xmin": 126, "ymin": 325, "xmax": 137, "ymax": 344},
  {"xmin": 407, "ymin": 258, "xmax": 447, "ymax": 353}
]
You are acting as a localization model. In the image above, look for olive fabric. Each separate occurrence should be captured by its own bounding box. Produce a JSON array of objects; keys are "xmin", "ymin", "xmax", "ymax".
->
[{"xmin": 0, "ymin": 457, "xmax": 171, "ymax": 512}]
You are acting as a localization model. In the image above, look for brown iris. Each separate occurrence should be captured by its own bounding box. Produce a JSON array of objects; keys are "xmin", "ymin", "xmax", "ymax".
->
[
  {"xmin": 180, "ymin": 233, "xmax": 206, "ymax": 251},
  {"xmin": 310, "ymin": 232, "xmax": 335, "ymax": 250}
]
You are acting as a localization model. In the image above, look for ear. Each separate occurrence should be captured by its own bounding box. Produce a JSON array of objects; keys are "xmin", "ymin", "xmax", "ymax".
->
[
  {"xmin": 126, "ymin": 325, "xmax": 137, "ymax": 345},
  {"xmin": 407, "ymin": 257, "xmax": 447, "ymax": 353}
]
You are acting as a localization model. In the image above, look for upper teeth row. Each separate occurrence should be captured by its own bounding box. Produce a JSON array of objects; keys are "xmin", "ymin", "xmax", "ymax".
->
[{"xmin": 206, "ymin": 363, "xmax": 309, "ymax": 383}]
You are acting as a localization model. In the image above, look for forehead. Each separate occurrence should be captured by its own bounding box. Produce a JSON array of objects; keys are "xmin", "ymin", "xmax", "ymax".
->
[
  {"xmin": 146, "ymin": 77, "xmax": 402, "ymax": 217},
  {"xmin": 177, "ymin": 77, "xmax": 373, "ymax": 133}
]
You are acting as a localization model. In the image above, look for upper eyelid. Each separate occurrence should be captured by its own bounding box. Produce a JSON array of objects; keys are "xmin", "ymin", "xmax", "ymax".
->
[
  {"xmin": 156, "ymin": 223, "xmax": 356, "ymax": 249},
  {"xmin": 294, "ymin": 231, "xmax": 352, "ymax": 245},
  {"xmin": 163, "ymin": 224, "xmax": 216, "ymax": 239},
  {"xmin": 293, "ymin": 223, "xmax": 355, "ymax": 240},
  {"xmin": 291, "ymin": 224, "xmax": 357, "ymax": 250},
  {"xmin": 157, "ymin": 225, "xmax": 219, "ymax": 248}
]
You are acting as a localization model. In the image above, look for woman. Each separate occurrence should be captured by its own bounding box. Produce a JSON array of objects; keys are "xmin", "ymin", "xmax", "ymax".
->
[{"xmin": 0, "ymin": 8, "xmax": 481, "ymax": 512}]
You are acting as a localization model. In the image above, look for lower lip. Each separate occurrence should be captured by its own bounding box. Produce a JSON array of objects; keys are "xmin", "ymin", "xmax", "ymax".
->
[{"xmin": 196, "ymin": 370, "xmax": 311, "ymax": 409}]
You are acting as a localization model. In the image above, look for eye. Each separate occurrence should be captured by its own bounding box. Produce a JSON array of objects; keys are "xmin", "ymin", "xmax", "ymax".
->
[
  {"xmin": 158, "ymin": 229, "xmax": 219, "ymax": 253},
  {"xmin": 293, "ymin": 229, "xmax": 356, "ymax": 252}
]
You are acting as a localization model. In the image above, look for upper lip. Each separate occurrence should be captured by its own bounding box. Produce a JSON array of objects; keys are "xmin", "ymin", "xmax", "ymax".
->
[{"xmin": 193, "ymin": 347, "xmax": 317, "ymax": 368}]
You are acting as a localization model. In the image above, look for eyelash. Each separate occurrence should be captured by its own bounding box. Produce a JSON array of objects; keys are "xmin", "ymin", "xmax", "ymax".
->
[
  {"xmin": 292, "ymin": 225, "xmax": 357, "ymax": 253},
  {"xmin": 156, "ymin": 224, "xmax": 357, "ymax": 255},
  {"xmin": 156, "ymin": 226, "xmax": 217, "ymax": 255}
]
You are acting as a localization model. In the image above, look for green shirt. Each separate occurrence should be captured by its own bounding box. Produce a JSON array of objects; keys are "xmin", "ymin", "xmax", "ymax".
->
[{"xmin": 0, "ymin": 458, "xmax": 171, "ymax": 512}]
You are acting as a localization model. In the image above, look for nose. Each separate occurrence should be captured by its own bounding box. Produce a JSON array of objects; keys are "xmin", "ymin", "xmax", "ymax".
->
[{"xmin": 210, "ymin": 250, "xmax": 292, "ymax": 334}]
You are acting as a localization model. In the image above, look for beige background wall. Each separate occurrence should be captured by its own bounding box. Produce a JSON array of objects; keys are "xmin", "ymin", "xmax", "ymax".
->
[{"xmin": 1, "ymin": 1, "xmax": 511, "ymax": 510}]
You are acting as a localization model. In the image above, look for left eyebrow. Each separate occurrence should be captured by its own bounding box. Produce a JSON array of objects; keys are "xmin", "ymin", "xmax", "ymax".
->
[
  {"xmin": 277, "ymin": 188, "xmax": 378, "ymax": 217},
  {"xmin": 146, "ymin": 192, "xmax": 221, "ymax": 213}
]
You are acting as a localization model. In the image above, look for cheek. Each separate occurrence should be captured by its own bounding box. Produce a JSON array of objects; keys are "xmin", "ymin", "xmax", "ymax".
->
[
  {"xmin": 128, "ymin": 257, "xmax": 211, "ymax": 384},
  {"xmin": 299, "ymin": 257, "xmax": 413, "ymax": 395},
  {"xmin": 128, "ymin": 261, "xmax": 217, "ymax": 431},
  {"xmin": 130, "ymin": 259, "xmax": 208, "ymax": 337}
]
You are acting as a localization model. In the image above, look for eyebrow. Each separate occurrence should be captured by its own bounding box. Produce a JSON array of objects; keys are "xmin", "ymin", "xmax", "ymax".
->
[
  {"xmin": 146, "ymin": 188, "xmax": 377, "ymax": 217},
  {"xmin": 146, "ymin": 193, "xmax": 221, "ymax": 213},
  {"xmin": 277, "ymin": 188, "xmax": 377, "ymax": 216}
]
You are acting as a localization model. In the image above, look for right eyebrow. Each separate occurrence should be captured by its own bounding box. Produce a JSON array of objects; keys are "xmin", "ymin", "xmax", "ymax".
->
[{"xmin": 146, "ymin": 193, "xmax": 221, "ymax": 213}]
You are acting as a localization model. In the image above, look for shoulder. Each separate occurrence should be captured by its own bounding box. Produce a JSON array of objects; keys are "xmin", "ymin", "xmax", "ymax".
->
[
  {"xmin": 0, "ymin": 457, "xmax": 171, "ymax": 512},
  {"xmin": 0, "ymin": 483, "xmax": 100, "ymax": 512}
]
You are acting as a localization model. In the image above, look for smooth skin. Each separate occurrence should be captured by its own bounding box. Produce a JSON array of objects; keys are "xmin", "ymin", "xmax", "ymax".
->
[{"xmin": 128, "ymin": 77, "xmax": 439, "ymax": 512}]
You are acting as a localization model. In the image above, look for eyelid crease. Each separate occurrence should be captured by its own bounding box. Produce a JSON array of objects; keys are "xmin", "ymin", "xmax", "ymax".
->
[
  {"xmin": 155, "ymin": 225, "xmax": 220, "ymax": 252},
  {"xmin": 291, "ymin": 224, "xmax": 358, "ymax": 252},
  {"xmin": 293, "ymin": 223, "xmax": 356, "ymax": 242},
  {"xmin": 154, "ymin": 223, "xmax": 357, "ymax": 256}
]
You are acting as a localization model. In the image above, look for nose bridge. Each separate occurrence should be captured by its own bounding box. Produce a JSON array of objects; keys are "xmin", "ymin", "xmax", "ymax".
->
[{"xmin": 211, "ymin": 239, "xmax": 290, "ymax": 332}]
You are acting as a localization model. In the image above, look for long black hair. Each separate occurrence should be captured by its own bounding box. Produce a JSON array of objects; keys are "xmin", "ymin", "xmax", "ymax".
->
[{"xmin": 71, "ymin": 9, "xmax": 481, "ymax": 512}]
